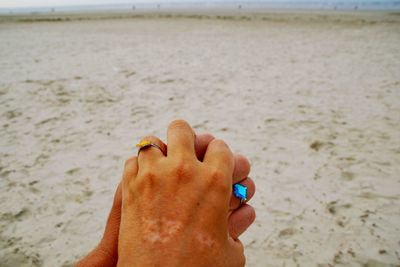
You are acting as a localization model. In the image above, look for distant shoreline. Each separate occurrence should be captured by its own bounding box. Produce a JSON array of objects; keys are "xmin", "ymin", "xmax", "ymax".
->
[
  {"xmin": 1, "ymin": 9, "xmax": 400, "ymax": 24},
  {"xmin": 1, "ymin": 1, "xmax": 400, "ymax": 14}
]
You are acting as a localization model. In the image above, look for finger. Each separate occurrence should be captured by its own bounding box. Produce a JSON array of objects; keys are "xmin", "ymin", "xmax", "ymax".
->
[
  {"xmin": 76, "ymin": 184, "xmax": 122, "ymax": 267},
  {"xmin": 76, "ymin": 247, "xmax": 116, "ymax": 267},
  {"xmin": 228, "ymin": 204, "xmax": 256, "ymax": 240},
  {"xmin": 230, "ymin": 177, "xmax": 255, "ymax": 210},
  {"xmin": 194, "ymin": 133, "xmax": 215, "ymax": 161},
  {"xmin": 197, "ymin": 136, "xmax": 250, "ymax": 183},
  {"xmin": 203, "ymin": 139, "xmax": 234, "ymax": 178},
  {"xmin": 201, "ymin": 139, "xmax": 234, "ymax": 222},
  {"xmin": 167, "ymin": 119, "xmax": 196, "ymax": 158},
  {"xmin": 100, "ymin": 183, "xmax": 122, "ymax": 250},
  {"xmin": 122, "ymin": 156, "xmax": 138, "ymax": 187},
  {"xmin": 137, "ymin": 135, "xmax": 167, "ymax": 167},
  {"xmin": 232, "ymin": 154, "xmax": 251, "ymax": 184}
]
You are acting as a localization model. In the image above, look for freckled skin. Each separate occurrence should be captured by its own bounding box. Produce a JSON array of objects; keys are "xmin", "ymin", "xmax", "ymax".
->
[{"xmin": 117, "ymin": 120, "xmax": 245, "ymax": 267}]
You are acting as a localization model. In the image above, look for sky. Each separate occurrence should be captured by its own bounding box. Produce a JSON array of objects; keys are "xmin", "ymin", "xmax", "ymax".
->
[
  {"xmin": 0, "ymin": 0, "xmax": 394, "ymax": 8},
  {"xmin": 0, "ymin": 0, "xmax": 143, "ymax": 8}
]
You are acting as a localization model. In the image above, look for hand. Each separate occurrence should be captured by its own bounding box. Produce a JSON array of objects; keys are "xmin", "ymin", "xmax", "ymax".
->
[
  {"xmin": 77, "ymin": 122, "xmax": 255, "ymax": 266},
  {"xmin": 118, "ymin": 120, "xmax": 247, "ymax": 266}
]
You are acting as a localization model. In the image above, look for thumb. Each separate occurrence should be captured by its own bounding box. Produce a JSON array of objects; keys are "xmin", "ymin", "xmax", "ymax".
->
[
  {"xmin": 76, "ymin": 183, "xmax": 122, "ymax": 267},
  {"xmin": 99, "ymin": 183, "xmax": 122, "ymax": 253}
]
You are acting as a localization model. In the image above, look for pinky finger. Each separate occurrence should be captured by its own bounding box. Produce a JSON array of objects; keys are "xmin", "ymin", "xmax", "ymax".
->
[{"xmin": 228, "ymin": 204, "xmax": 256, "ymax": 240}]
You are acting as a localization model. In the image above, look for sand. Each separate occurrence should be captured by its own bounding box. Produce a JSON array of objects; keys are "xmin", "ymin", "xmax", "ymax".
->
[{"xmin": 0, "ymin": 10, "xmax": 399, "ymax": 267}]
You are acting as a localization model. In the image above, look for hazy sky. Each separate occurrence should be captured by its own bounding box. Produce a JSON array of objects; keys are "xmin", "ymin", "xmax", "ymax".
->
[
  {"xmin": 0, "ymin": 0, "xmax": 147, "ymax": 8},
  {"xmin": 0, "ymin": 0, "xmax": 389, "ymax": 8}
]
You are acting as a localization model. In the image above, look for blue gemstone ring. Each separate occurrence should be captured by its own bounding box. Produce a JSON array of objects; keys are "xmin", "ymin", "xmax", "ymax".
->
[{"xmin": 233, "ymin": 183, "xmax": 247, "ymax": 204}]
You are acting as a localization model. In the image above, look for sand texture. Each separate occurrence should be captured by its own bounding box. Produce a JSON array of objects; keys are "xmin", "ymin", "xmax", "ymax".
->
[{"xmin": 1, "ymin": 11, "xmax": 400, "ymax": 267}]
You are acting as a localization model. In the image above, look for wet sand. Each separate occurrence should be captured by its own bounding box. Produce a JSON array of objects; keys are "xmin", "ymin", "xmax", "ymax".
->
[{"xmin": 0, "ymin": 10, "xmax": 400, "ymax": 267}]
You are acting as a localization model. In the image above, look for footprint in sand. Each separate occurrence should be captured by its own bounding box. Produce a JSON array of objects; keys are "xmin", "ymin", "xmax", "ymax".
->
[
  {"xmin": 326, "ymin": 201, "xmax": 352, "ymax": 216},
  {"xmin": 341, "ymin": 171, "xmax": 356, "ymax": 181},
  {"xmin": 120, "ymin": 70, "xmax": 136, "ymax": 78}
]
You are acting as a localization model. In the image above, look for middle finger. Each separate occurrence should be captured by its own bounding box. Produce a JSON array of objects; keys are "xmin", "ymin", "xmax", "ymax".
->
[{"xmin": 195, "ymin": 134, "xmax": 250, "ymax": 182}]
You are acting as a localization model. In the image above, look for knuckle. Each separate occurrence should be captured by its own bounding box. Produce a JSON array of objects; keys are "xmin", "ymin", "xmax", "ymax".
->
[
  {"xmin": 211, "ymin": 139, "xmax": 229, "ymax": 149},
  {"xmin": 135, "ymin": 169, "xmax": 158, "ymax": 190},
  {"xmin": 249, "ymin": 207, "xmax": 256, "ymax": 223},
  {"xmin": 170, "ymin": 159, "xmax": 194, "ymax": 183},
  {"xmin": 211, "ymin": 139, "xmax": 233, "ymax": 158},
  {"xmin": 207, "ymin": 168, "xmax": 229, "ymax": 192},
  {"xmin": 122, "ymin": 188, "xmax": 136, "ymax": 206},
  {"xmin": 203, "ymin": 133, "xmax": 215, "ymax": 140},
  {"xmin": 124, "ymin": 156, "xmax": 137, "ymax": 169},
  {"xmin": 236, "ymin": 154, "xmax": 250, "ymax": 171},
  {"xmin": 210, "ymin": 168, "xmax": 225, "ymax": 180},
  {"xmin": 141, "ymin": 134, "xmax": 157, "ymax": 141},
  {"xmin": 124, "ymin": 157, "xmax": 138, "ymax": 179},
  {"xmin": 139, "ymin": 169, "xmax": 157, "ymax": 181},
  {"xmin": 168, "ymin": 119, "xmax": 190, "ymax": 131}
]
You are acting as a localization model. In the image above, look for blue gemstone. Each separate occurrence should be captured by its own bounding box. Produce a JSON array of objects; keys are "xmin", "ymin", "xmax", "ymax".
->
[{"xmin": 233, "ymin": 184, "xmax": 247, "ymax": 200}]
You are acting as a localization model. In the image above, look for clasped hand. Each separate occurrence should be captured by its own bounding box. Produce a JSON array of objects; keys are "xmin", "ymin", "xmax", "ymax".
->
[{"xmin": 77, "ymin": 120, "xmax": 256, "ymax": 267}]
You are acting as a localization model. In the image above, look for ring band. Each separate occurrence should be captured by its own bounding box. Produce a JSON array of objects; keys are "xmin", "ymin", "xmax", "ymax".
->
[{"xmin": 136, "ymin": 140, "xmax": 163, "ymax": 155}]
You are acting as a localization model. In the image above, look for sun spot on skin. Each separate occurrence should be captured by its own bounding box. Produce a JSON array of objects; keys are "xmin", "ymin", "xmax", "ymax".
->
[
  {"xmin": 163, "ymin": 218, "xmax": 182, "ymax": 236},
  {"xmin": 142, "ymin": 217, "xmax": 183, "ymax": 244},
  {"xmin": 196, "ymin": 233, "xmax": 216, "ymax": 248}
]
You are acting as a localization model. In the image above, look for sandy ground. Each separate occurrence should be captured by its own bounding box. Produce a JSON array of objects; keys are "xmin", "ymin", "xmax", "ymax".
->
[{"xmin": 0, "ymin": 11, "xmax": 400, "ymax": 267}]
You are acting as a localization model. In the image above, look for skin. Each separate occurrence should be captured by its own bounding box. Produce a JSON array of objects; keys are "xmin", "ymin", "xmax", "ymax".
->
[{"xmin": 77, "ymin": 121, "xmax": 255, "ymax": 267}]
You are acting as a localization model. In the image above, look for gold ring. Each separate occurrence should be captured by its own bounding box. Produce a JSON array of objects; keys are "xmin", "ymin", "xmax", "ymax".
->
[{"xmin": 136, "ymin": 140, "xmax": 162, "ymax": 155}]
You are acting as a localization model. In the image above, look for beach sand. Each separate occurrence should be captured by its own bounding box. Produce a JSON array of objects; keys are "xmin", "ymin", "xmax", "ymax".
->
[{"xmin": 0, "ymin": 11, "xmax": 399, "ymax": 267}]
